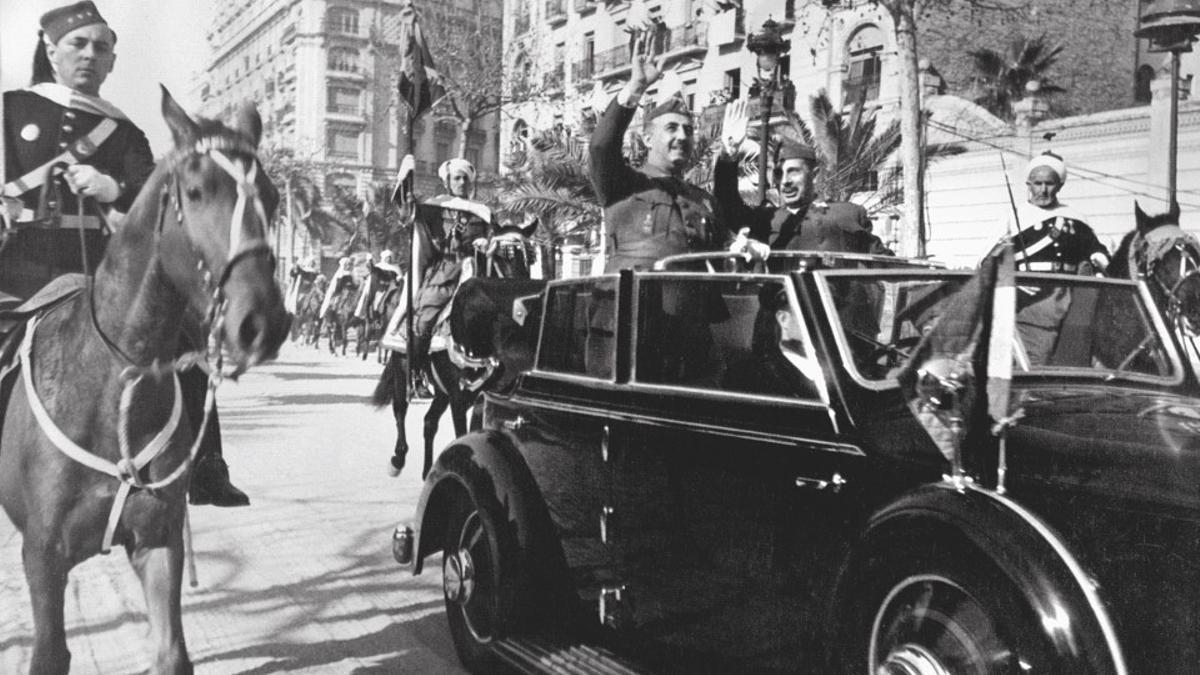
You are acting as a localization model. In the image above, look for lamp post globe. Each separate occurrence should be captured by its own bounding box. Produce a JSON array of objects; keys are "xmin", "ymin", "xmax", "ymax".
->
[{"xmin": 746, "ymin": 18, "xmax": 791, "ymax": 205}]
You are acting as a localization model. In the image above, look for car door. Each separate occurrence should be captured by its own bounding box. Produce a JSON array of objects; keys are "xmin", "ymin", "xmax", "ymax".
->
[{"xmin": 604, "ymin": 273, "xmax": 869, "ymax": 671}]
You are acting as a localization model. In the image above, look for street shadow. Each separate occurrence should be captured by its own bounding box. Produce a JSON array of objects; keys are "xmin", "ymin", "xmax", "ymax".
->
[
  {"xmin": 268, "ymin": 371, "xmax": 382, "ymax": 382},
  {"xmin": 245, "ymin": 393, "xmax": 377, "ymax": 406}
]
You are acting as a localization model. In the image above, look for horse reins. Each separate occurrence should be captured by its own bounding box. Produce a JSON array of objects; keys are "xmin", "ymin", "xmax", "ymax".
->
[{"xmin": 20, "ymin": 135, "xmax": 273, "ymax": 556}]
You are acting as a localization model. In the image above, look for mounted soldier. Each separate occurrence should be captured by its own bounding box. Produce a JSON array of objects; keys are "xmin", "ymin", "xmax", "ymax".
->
[
  {"xmin": 1, "ymin": 1, "xmax": 248, "ymax": 507},
  {"xmin": 382, "ymin": 157, "xmax": 496, "ymax": 375}
]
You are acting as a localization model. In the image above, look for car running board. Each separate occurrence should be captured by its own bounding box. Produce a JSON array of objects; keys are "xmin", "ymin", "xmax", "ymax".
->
[{"xmin": 492, "ymin": 636, "xmax": 648, "ymax": 675}]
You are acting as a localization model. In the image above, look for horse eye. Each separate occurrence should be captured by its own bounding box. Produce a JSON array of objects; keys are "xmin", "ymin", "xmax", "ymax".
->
[{"xmin": 186, "ymin": 187, "xmax": 202, "ymax": 202}]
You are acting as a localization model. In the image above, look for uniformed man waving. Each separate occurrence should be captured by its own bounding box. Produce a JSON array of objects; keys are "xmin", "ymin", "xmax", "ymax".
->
[{"xmin": 589, "ymin": 23, "xmax": 731, "ymax": 272}]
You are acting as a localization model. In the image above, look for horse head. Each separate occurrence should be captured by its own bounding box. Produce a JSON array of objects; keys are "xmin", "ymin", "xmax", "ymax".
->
[
  {"xmin": 482, "ymin": 217, "xmax": 540, "ymax": 279},
  {"xmin": 157, "ymin": 87, "xmax": 288, "ymax": 371},
  {"xmin": 1129, "ymin": 200, "xmax": 1200, "ymax": 335}
]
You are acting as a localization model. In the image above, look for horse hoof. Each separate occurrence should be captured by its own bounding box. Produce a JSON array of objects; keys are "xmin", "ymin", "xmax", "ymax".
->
[{"xmin": 388, "ymin": 456, "xmax": 404, "ymax": 477}]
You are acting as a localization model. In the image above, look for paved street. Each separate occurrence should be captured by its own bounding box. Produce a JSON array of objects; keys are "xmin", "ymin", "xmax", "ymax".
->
[{"xmin": 0, "ymin": 342, "xmax": 468, "ymax": 674}]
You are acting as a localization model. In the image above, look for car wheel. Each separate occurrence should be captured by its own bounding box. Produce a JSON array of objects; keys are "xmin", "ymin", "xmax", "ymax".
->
[
  {"xmin": 835, "ymin": 543, "xmax": 1054, "ymax": 674},
  {"xmin": 441, "ymin": 492, "xmax": 517, "ymax": 673}
]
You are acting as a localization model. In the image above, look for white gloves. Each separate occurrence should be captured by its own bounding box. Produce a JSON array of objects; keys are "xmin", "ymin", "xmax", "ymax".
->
[
  {"xmin": 728, "ymin": 227, "xmax": 770, "ymax": 262},
  {"xmin": 64, "ymin": 164, "xmax": 120, "ymax": 203}
]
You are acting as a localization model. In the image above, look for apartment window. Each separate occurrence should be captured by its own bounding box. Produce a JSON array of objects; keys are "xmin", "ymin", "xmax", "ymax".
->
[
  {"xmin": 466, "ymin": 145, "xmax": 482, "ymax": 168},
  {"xmin": 327, "ymin": 7, "xmax": 359, "ymax": 35},
  {"xmin": 327, "ymin": 86, "xmax": 360, "ymax": 114},
  {"xmin": 724, "ymin": 68, "xmax": 741, "ymax": 100},
  {"xmin": 844, "ymin": 25, "xmax": 883, "ymax": 105},
  {"xmin": 436, "ymin": 142, "xmax": 451, "ymax": 164},
  {"xmin": 327, "ymin": 128, "xmax": 359, "ymax": 158},
  {"xmin": 584, "ymin": 32, "xmax": 595, "ymax": 76},
  {"xmin": 328, "ymin": 47, "xmax": 359, "ymax": 72}
]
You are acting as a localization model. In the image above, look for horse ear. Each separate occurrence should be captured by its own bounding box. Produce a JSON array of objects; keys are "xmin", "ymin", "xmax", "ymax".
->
[
  {"xmin": 233, "ymin": 102, "xmax": 263, "ymax": 148},
  {"xmin": 1170, "ymin": 199, "xmax": 1181, "ymax": 223},
  {"xmin": 160, "ymin": 85, "xmax": 199, "ymax": 148},
  {"xmin": 1134, "ymin": 200, "xmax": 1149, "ymax": 232},
  {"xmin": 520, "ymin": 216, "xmax": 539, "ymax": 238}
]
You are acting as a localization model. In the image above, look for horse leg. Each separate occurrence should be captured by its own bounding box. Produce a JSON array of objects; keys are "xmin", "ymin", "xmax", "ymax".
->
[
  {"xmin": 388, "ymin": 355, "xmax": 410, "ymax": 476},
  {"xmin": 128, "ymin": 535, "xmax": 192, "ymax": 675},
  {"xmin": 423, "ymin": 392, "xmax": 451, "ymax": 479},
  {"xmin": 22, "ymin": 537, "xmax": 72, "ymax": 675}
]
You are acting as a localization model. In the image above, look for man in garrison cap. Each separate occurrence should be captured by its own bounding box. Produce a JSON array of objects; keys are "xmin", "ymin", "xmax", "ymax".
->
[
  {"xmin": 713, "ymin": 99, "xmax": 890, "ymax": 256},
  {"xmin": 1, "ymin": 1, "xmax": 155, "ymax": 302},
  {"xmin": 2, "ymin": 2, "xmax": 250, "ymax": 507},
  {"xmin": 588, "ymin": 24, "xmax": 735, "ymax": 272}
]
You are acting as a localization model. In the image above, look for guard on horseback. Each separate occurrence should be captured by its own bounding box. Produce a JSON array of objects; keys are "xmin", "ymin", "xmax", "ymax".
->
[
  {"xmin": 1, "ymin": 1, "xmax": 249, "ymax": 508},
  {"xmin": 383, "ymin": 157, "xmax": 496, "ymax": 376},
  {"xmin": 285, "ymin": 255, "xmax": 319, "ymax": 315}
]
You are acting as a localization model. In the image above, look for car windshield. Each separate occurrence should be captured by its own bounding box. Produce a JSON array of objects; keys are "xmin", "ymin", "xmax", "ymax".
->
[{"xmin": 816, "ymin": 270, "xmax": 1182, "ymax": 385}]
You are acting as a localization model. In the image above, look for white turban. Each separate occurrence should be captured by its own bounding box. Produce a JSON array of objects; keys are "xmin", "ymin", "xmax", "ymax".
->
[
  {"xmin": 1027, "ymin": 151, "xmax": 1066, "ymax": 183},
  {"xmin": 438, "ymin": 158, "xmax": 477, "ymax": 187},
  {"xmin": 379, "ymin": 249, "xmax": 394, "ymax": 262}
]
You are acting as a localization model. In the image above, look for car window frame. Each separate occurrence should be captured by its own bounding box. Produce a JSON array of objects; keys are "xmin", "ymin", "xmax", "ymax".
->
[
  {"xmin": 812, "ymin": 268, "xmax": 1188, "ymax": 392},
  {"xmin": 531, "ymin": 273, "xmax": 623, "ymax": 384},
  {"xmin": 627, "ymin": 270, "xmax": 834, "ymax": 409}
]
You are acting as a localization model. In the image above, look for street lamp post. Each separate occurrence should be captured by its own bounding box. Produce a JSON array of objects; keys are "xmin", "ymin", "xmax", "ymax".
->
[
  {"xmin": 747, "ymin": 19, "xmax": 790, "ymax": 206},
  {"xmin": 1135, "ymin": 0, "xmax": 1200, "ymax": 205}
]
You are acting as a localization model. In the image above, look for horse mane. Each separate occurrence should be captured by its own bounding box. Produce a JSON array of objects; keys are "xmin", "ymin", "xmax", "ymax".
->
[{"xmin": 1109, "ymin": 230, "xmax": 1137, "ymax": 279}]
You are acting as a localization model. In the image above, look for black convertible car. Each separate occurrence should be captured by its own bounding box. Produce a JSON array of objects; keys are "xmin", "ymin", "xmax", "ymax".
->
[{"xmin": 393, "ymin": 252, "xmax": 1200, "ymax": 674}]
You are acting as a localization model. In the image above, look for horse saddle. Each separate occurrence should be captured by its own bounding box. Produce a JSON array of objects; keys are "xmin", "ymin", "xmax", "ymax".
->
[{"xmin": 0, "ymin": 274, "xmax": 86, "ymax": 384}]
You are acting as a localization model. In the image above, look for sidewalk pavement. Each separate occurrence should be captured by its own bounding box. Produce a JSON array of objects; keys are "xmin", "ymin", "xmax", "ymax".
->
[{"xmin": 0, "ymin": 342, "xmax": 467, "ymax": 674}]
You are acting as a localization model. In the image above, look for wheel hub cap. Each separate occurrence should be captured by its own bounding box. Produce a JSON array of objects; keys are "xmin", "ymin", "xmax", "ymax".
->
[
  {"xmin": 879, "ymin": 643, "xmax": 952, "ymax": 675},
  {"xmin": 443, "ymin": 548, "xmax": 476, "ymax": 605}
]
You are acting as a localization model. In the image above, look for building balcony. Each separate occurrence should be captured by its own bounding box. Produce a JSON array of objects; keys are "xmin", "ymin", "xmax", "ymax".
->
[
  {"xmin": 545, "ymin": 0, "xmax": 567, "ymax": 25},
  {"xmin": 574, "ymin": 0, "xmax": 597, "ymax": 14},
  {"xmin": 572, "ymin": 59, "xmax": 595, "ymax": 86},
  {"xmin": 593, "ymin": 22, "xmax": 707, "ymax": 79}
]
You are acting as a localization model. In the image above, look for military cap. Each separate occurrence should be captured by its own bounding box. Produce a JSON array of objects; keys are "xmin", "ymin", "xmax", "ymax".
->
[
  {"xmin": 776, "ymin": 138, "xmax": 817, "ymax": 164},
  {"xmin": 644, "ymin": 94, "xmax": 693, "ymax": 124},
  {"xmin": 41, "ymin": 1, "xmax": 108, "ymax": 44}
]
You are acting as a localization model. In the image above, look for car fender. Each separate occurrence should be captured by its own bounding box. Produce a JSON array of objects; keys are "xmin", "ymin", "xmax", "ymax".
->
[
  {"xmin": 408, "ymin": 429, "xmax": 567, "ymax": 591},
  {"xmin": 835, "ymin": 482, "xmax": 1127, "ymax": 675}
]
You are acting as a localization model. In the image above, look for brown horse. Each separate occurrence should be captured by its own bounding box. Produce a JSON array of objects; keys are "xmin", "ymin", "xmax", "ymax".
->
[{"xmin": 0, "ymin": 88, "xmax": 287, "ymax": 675}]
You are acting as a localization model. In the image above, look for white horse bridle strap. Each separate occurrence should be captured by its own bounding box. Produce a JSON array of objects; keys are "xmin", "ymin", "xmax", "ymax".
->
[
  {"xmin": 207, "ymin": 149, "xmax": 269, "ymax": 263},
  {"xmin": 19, "ymin": 315, "xmax": 185, "ymax": 553}
]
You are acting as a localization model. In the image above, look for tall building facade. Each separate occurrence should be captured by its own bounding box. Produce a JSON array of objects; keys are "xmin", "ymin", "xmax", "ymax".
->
[{"xmin": 199, "ymin": 0, "xmax": 503, "ymax": 269}]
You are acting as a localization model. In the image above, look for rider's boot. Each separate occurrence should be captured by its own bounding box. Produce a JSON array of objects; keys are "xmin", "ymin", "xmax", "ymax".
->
[
  {"xmin": 180, "ymin": 368, "xmax": 250, "ymax": 507},
  {"xmin": 189, "ymin": 415, "xmax": 250, "ymax": 507}
]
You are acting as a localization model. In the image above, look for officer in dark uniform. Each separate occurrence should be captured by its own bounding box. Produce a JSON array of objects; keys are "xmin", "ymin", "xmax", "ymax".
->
[
  {"xmin": 589, "ymin": 26, "xmax": 730, "ymax": 272},
  {"xmin": 1, "ymin": 1, "xmax": 248, "ymax": 507},
  {"xmin": 713, "ymin": 100, "xmax": 888, "ymax": 256},
  {"xmin": 1, "ymin": 1, "xmax": 154, "ymax": 301}
]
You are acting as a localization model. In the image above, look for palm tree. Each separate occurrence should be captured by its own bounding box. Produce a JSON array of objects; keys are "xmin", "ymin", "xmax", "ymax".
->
[{"xmin": 968, "ymin": 35, "xmax": 1066, "ymax": 121}]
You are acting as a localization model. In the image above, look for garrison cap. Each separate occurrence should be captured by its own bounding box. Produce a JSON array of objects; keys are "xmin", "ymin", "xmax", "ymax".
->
[
  {"xmin": 644, "ymin": 94, "xmax": 693, "ymax": 125},
  {"xmin": 776, "ymin": 138, "xmax": 817, "ymax": 164},
  {"xmin": 41, "ymin": 1, "xmax": 108, "ymax": 44}
]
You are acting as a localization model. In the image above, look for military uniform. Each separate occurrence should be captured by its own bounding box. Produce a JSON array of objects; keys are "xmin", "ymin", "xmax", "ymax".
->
[
  {"xmin": 590, "ymin": 98, "xmax": 727, "ymax": 272},
  {"xmin": 2, "ymin": 84, "xmax": 154, "ymax": 301},
  {"xmin": 713, "ymin": 156, "xmax": 883, "ymax": 254},
  {"xmin": 998, "ymin": 202, "xmax": 1109, "ymax": 274}
]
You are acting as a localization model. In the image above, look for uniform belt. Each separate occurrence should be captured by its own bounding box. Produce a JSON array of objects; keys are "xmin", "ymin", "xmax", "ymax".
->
[
  {"xmin": 1025, "ymin": 261, "xmax": 1077, "ymax": 272},
  {"xmin": 14, "ymin": 214, "xmax": 104, "ymax": 230},
  {"xmin": 2, "ymin": 118, "xmax": 119, "ymax": 198}
]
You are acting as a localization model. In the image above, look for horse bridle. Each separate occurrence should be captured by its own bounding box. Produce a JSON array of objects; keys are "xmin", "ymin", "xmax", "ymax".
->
[
  {"xmin": 1132, "ymin": 225, "xmax": 1200, "ymax": 336},
  {"xmin": 153, "ymin": 135, "xmax": 275, "ymax": 377}
]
